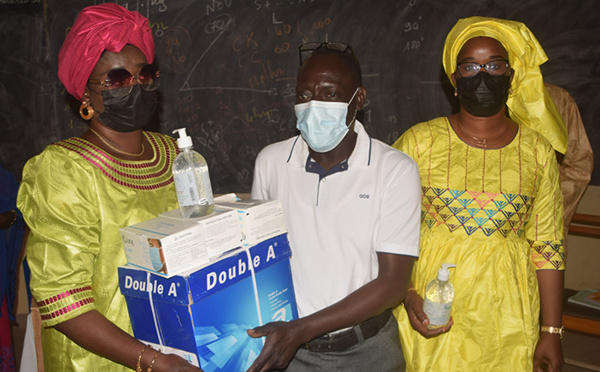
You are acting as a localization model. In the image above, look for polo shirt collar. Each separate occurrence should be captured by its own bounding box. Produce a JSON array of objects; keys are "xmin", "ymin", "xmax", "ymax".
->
[{"xmin": 286, "ymin": 120, "xmax": 372, "ymax": 169}]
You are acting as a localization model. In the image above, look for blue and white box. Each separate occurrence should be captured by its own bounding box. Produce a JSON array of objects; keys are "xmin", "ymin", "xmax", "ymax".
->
[
  {"xmin": 120, "ymin": 208, "xmax": 245, "ymax": 277},
  {"xmin": 120, "ymin": 217, "xmax": 208, "ymax": 277},
  {"xmin": 214, "ymin": 199, "xmax": 287, "ymax": 246},
  {"xmin": 159, "ymin": 208, "xmax": 244, "ymax": 258},
  {"xmin": 118, "ymin": 233, "xmax": 298, "ymax": 371}
]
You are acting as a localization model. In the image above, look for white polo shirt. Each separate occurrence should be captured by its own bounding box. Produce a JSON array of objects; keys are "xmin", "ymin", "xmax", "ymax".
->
[{"xmin": 251, "ymin": 121, "xmax": 421, "ymax": 318}]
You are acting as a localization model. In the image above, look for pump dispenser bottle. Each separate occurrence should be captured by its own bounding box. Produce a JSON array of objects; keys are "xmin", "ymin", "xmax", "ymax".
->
[
  {"xmin": 172, "ymin": 128, "xmax": 214, "ymax": 218},
  {"xmin": 423, "ymin": 263, "xmax": 457, "ymax": 329}
]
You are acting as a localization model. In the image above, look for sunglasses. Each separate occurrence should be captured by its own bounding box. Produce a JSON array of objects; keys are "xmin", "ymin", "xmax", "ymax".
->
[
  {"xmin": 87, "ymin": 64, "xmax": 160, "ymax": 98},
  {"xmin": 298, "ymin": 42, "xmax": 353, "ymax": 65}
]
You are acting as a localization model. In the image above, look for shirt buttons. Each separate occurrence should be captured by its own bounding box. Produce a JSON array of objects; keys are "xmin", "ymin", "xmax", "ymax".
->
[{"xmin": 321, "ymin": 177, "xmax": 327, "ymax": 182}]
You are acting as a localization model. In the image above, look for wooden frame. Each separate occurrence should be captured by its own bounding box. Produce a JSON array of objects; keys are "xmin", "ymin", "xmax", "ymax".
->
[
  {"xmin": 568, "ymin": 213, "xmax": 600, "ymax": 239},
  {"xmin": 563, "ymin": 213, "xmax": 600, "ymax": 336}
]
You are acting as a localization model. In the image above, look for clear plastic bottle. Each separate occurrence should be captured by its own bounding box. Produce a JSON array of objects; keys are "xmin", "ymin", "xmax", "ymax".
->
[
  {"xmin": 171, "ymin": 128, "xmax": 214, "ymax": 218},
  {"xmin": 423, "ymin": 263, "xmax": 457, "ymax": 329}
]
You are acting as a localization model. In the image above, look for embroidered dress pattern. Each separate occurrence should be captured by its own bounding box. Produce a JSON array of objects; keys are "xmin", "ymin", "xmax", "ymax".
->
[
  {"xmin": 56, "ymin": 131, "xmax": 176, "ymax": 190},
  {"xmin": 38, "ymin": 287, "xmax": 95, "ymax": 321}
]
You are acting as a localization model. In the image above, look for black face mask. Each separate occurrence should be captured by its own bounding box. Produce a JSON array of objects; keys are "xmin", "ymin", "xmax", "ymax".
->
[
  {"xmin": 456, "ymin": 72, "xmax": 511, "ymax": 117},
  {"xmin": 98, "ymin": 85, "xmax": 158, "ymax": 132}
]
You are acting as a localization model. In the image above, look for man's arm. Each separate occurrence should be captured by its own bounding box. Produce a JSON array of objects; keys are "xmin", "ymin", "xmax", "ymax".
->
[{"xmin": 246, "ymin": 252, "xmax": 414, "ymax": 372}]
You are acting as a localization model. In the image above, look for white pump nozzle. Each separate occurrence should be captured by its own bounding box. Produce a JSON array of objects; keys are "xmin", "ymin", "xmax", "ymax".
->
[
  {"xmin": 437, "ymin": 263, "xmax": 456, "ymax": 281},
  {"xmin": 173, "ymin": 128, "xmax": 193, "ymax": 149}
]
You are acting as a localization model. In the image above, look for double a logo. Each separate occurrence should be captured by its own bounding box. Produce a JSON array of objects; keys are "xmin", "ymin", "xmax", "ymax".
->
[{"xmin": 206, "ymin": 244, "xmax": 277, "ymax": 291}]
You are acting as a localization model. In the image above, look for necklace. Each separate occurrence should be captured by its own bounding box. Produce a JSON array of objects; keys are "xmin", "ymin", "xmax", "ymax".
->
[
  {"xmin": 455, "ymin": 116, "xmax": 512, "ymax": 149},
  {"xmin": 89, "ymin": 128, "xmax": 145, "ymax": 157}
]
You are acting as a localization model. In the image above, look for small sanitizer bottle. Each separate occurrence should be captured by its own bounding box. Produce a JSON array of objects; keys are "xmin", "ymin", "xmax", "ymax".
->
[
  {"xmin": 423, "ymin": 263, "xmax": 457, "ymax": 329},
  {"xmin": 171, "ymin": 128, "xmax": 214, "ymax": 218}
]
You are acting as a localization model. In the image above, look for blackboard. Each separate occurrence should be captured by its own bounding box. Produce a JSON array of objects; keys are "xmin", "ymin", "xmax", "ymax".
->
[{"xmin": 1, "ymin": 0, "xmax": 599, "ymax": 192}]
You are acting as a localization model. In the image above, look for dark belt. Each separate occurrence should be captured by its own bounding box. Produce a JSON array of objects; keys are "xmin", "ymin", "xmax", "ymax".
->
[{"xmin": 302, "ymin": 309, "xmax": 392, "ymax": 353}]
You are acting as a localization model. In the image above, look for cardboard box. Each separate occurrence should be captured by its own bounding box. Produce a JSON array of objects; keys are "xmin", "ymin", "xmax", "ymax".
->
[
  {"xmin": 120, "ymin": 217, "xmax": 208, "ymax": 277},
  {"xmin": 118, "ymin": 233, "xmax": 298, "ymax": 371},
  {"xmin": 214, "ymin": 200, "xmax": 287, "ymax": 246},
  {"xmin": 121, "ymin": 209, "xmax": 245, "ymax": 277},
  {"xmin": 160, "ymin": 208, "xmax": 243, "ymax": 258}
]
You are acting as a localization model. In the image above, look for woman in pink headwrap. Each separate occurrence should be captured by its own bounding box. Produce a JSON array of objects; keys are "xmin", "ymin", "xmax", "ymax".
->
[{"xmin": 17, "ymin": 4, "xmax": 202, "ymax": 371}]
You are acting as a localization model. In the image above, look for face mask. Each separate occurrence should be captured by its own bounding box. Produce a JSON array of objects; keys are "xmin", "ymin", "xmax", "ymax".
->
[
  {"xmin": 456, "ymin": 72, "xmax": 510, "ymax": 117},
  {"xmin": 295, "ymin": 87, "xmax": 359, "ymax": 153},
  {"xmin": 149, "ymin": 245, "xmax": 164, "ymax": 272},
  {"xmin": 98, "ymin": 85, "xmax": 158, "ymax": 132}
]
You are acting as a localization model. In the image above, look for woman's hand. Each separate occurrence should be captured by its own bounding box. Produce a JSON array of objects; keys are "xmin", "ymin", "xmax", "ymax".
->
[
  {"xmin": 533, "ymin": 332, "xmax": 563, "ymax": 372},
  {"xmin": 403, "ymin": 290, "xmax": 452, "ymax": 338},
  {"xmin": 153, "ymin": 353, "xmax": 204, "ymax": 372},
  {"xmin": 0, "ymin": 210, "xmax": 17, "ymax": 229},
  {"xmin": 54, "ymin": 311, "xmax": 204, "ymax": 372}
]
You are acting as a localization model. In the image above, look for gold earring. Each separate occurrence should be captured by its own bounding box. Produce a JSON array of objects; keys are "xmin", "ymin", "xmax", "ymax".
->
[{"xmin": 79, "ymin": 101, "xmax": 94, "ymax": 120}]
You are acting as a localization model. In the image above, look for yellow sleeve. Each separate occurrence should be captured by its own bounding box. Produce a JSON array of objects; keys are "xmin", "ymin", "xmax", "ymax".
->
[
  {"xmin": 392, "ymin": 126, "xmax": 418, "ymax": 160},
  {"xmin": 17, "ymin": 146, "xmax": 100, "ymax": 326},
  {"xmin": 525, "ymin": 137, "xmax": 566, "ymax": 271}
]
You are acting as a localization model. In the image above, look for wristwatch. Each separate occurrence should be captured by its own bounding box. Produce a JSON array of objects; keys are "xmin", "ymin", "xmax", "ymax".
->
[{"xmin": 540, "ymin": 325, "xmax": 565, "ymax": 338}]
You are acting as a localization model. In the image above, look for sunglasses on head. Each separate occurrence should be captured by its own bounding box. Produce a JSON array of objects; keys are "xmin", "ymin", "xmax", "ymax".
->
[
  {"xmin": 87, "ymin": 64, "xmax": 160, "ymax": 98},
  {"xmin": 298, "ymin": 41, "xmax": 353, "ymax": 65}
]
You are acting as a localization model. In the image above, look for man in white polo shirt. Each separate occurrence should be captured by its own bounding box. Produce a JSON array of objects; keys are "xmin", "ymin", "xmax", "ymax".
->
[{"xmin": 247, "ymin": 42, "xmax": 421, "ymax": 372}]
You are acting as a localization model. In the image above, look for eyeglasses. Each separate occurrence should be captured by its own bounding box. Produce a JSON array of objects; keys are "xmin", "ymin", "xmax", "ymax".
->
[
  {"xmin": 456, "ymin": 60, "xmax": 509, "ymax": 78},
  {"xmin": 298, "ymin": 42, "xmax": 353, "ymax": 65},
  {"xmin": 87, "ymin": 64, "xmax": 160, "ymax": 97}
]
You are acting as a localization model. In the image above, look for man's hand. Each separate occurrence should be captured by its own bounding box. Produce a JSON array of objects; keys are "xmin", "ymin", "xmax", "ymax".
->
[
  {"xmin": 244, "ymin": 253, "xmax": 415, "ymax": 371},
  {"xmin": 403, "ymin": 290, "xmax": 452, "ymax": 338},
  {"xmin": 533, "ymin": 333, "xmax": 563, "ymax": 372},
  {"xmin": 246, "ymin": 321, "xmax": 304, "ymax": 372}
]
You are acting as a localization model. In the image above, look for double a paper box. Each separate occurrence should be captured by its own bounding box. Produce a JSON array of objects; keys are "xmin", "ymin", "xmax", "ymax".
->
[
  {"xmin": 214, "ymin": 200, "xmax": 287, "ymax": 245},
  {"xmin": 120, "ymin": 210, "xmax": 244, "ymax": 277},
  {"xmin": 120, "ymin": 217, "xmax": 208, "ymax": 277},
  {"xmin": 118, "ymin": 234, "xmax": 298, "ymax": 371},
  {"xmin": 160, "ymin": 209, "xmax": 243, "ymax": 257}
]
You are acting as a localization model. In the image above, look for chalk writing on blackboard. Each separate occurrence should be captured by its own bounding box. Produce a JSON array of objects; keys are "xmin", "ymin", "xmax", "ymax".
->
[{"xmin": 1, "ymin": 0, "xmax": 598, "ymax": 187}]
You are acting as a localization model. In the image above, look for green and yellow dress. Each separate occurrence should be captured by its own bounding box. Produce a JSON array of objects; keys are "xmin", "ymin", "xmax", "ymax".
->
[
  {"xmin": 17, "ymin": 132, "xmax": 179, "ymax": 371},
  {"xmin": 393, "ymin": 117, "xmax": 565, "ymax": 372}
]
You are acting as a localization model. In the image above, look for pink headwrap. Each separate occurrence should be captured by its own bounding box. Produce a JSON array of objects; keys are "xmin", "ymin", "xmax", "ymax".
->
[{"xmin": 58, "ymin": 3, "xmax": 155, "ymax": 101}]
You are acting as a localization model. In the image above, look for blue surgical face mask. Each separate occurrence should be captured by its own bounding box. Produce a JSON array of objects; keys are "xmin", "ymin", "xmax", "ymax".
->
[
  {"xmin": 295, "ymin": 87, "xmax": 360, "ymax": 153},
  {"xmin": 148, "ymin": 240, "xmax": 165, "ymax": 273}
]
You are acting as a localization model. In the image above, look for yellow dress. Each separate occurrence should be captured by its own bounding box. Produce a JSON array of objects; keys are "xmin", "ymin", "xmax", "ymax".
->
[
  {"xmin": 17, "ymin": 132, "xmax": 179, "ymax": 371},
  {"xmin": 392, "ymin": 117, "xmax": 565, "ymax": 372}
]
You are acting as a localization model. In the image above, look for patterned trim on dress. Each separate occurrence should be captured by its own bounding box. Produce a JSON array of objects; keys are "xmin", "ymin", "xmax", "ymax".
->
[
  {"xmin": 37, "ymin": 286, "xmax": 95, "ymax": 322},
  {"xmin": 54, "ymin": 132, "xmax": 177, "ymax": 190},
  {"xmin": 422, "ymin": 186, "xmax": 533, "ymax": 238},
  {"xmin": 529, "ymin": 239, "xmax": 566, "ymax": 270}
]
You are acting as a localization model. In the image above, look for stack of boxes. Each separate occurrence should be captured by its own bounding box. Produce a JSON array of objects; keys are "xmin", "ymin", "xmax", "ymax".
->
[{"xmin": 117, "ymin": 198, "xmax": 298, "ymax": 371}]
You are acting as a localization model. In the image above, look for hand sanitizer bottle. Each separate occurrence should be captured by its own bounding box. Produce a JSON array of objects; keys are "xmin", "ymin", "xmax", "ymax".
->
[
  {"xmin": 172, "ymin": 128, "xmax": 214, "ymax": 218},
  {"xmin": 423, "ymin": 263, "xmax": 457, "ymax": 329}
]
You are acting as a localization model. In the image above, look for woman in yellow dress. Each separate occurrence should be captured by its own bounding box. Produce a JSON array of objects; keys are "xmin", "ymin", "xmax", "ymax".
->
[
  {"xmin": 17, "ymin": 4, "xmax": 202, "ymax": 371},
  {"xmin": 393, "ymin": 17, "xmax": 566, "ymax": 372}
]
